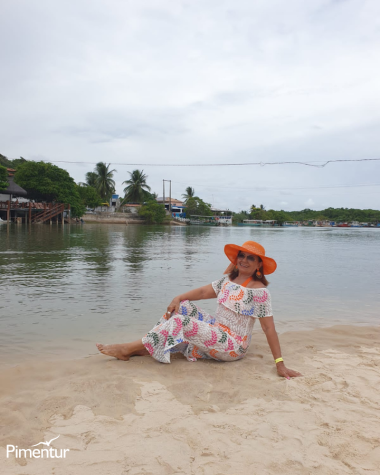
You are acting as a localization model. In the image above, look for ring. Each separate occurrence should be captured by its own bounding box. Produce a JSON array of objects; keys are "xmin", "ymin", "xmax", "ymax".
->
[{"xmin": 167, "ymin": 311, "xmax": 170, "ymax": 314}]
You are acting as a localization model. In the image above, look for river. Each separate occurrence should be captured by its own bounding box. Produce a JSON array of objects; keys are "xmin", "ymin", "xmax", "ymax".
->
[{"xmin": 0, "ymin": 223, "xmax": 379, "ymax": 365}]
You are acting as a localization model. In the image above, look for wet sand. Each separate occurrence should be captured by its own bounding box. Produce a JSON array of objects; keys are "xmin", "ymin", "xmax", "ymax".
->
[{"xmin": 1, "ymin": 325, "xmax": 379, "ymax": 474}]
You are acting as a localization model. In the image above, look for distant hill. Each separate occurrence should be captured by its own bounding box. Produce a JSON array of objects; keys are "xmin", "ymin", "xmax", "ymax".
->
[{"xmin": 0, "ymin": 153, "xmax": 27, "ymax": 168}]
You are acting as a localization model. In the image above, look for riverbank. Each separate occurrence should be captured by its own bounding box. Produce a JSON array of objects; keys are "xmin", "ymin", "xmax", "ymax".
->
[
  {"xmin": 1, "ymin": 324, "xmax": 379, "ymax": 474},
  {"xmin": 82, "ymin": 213, "xmax": 187, "ymax": 225}
]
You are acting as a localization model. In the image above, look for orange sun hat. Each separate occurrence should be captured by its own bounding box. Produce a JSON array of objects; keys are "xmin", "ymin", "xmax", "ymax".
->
[{"xmin": 223, "ymin": 241, "xmax": 277, "ymax": 275}]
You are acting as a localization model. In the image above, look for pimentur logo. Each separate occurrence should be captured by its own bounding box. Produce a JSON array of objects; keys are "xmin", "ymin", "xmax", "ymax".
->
[{"xmin": 7, "ymin": 435, "xmax": 70, "ymax": 459}]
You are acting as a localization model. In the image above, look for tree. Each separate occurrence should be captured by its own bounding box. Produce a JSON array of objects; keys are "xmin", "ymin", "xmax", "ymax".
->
[
  {"xmin": 77, "ymin": 184, "xmax": 102, "ymax": 209},
  {"xmin": 182, "ymin": 186, "xmax": 195, "ymax": 203},
  {"xmin": 94, "ymin": 162, "xmax": 116, "ymax": 200},
  {"xmin": 250, "ymin": 207, "xmax": 265, "ymax": 220},
  {"xmin": 138, "ymin": 200, "xmax": 166, "ymax": 224},
  {"xmin": 15, "ymin": 161, "xmax": 85, "ymax": 217},
  {"xmin": 0, "ymin": 165, "xmax": 8, "ymax": 191},
  {"xmin": 232, "ymin": 210, "xmax": 249, "ymax": 224},
  {"xmin": 270, "ymin": 210, "xmax": 288, "ymax": 225},
  {"xmin": 184, "ymin": 196, "xmax": 213, "ymax": 217},
  {"xmin": 122, "ymin": 169, "xmax": 151, "ymax": 203},
  {"xmin": 0, "ymin": 154, "xmax": 27, "ymax": 169},
  {"xmin": 85, "ymin": 171, "xmax": 98, "ymax": 187}
]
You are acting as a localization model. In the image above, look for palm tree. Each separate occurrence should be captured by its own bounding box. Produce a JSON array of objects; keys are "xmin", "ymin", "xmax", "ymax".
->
[
  {"xmin": 95, "ymin": 162, "xmax": 116, "ymax": 200},
  {"xmin": 182, "ymin": 186, "xmax": 195, "ymax": 203},
  {"xmin": 85, "ymin": 172, "xmax": 98, "ymax": 187},
  {"xmin": 122, "ymin": 169, "xmax": 151, "ymax": 203}
]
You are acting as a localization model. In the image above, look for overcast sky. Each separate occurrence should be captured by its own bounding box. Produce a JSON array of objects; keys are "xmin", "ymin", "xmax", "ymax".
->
[{"xmin": 1, "ymin": 0, "xmax": 380, "ymax": 212}]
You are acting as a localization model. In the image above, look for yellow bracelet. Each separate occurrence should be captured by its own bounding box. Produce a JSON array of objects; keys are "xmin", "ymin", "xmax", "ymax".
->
[{"xmin": 275, "ymin": 357, "xmax": 284, "ymax": 364}]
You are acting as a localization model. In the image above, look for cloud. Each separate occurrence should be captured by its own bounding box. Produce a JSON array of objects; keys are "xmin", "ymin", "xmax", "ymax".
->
[
  {"xmin": 56, "ymin": 108, "xmax": 188, "ymax": 143},
  {"xmin": 0, "ymin": 0, "xmax": 379, "ymax": 212}
]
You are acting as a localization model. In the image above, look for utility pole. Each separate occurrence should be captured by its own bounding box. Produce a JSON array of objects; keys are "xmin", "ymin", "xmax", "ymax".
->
[
  {"xmin": 163, "ymin": 180, "xmax": 172, "ymax": 215},
  {"xmin": 169, "ymin": 180, "xmax": 171, "ymax": 214}
]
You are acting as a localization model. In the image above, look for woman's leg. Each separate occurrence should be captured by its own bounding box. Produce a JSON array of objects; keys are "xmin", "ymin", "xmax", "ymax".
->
[
  {"xmin": 96, "ymin": 300, "xmax": 216, "ymax": 363},
  {"xmin": 96, "ymin": 340, "xmax": 149, "ymax": 360}
]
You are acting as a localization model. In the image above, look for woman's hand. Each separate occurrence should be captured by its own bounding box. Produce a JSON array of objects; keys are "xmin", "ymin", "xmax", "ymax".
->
[
  {"xmin": 276, "ymin": 362, "xmax": 302, "ymax": 380},
  {"xmin": 166, "ymin": 297, "xmax": 181, "ymax": 317}
]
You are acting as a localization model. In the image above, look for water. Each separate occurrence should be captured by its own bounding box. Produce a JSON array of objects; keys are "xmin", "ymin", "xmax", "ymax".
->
[{"xmin": 0, "ymin": 223, "xmax": 379, "ymax": 365}]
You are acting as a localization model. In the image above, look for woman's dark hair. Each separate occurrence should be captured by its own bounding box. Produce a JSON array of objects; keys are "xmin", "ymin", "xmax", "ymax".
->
[{"xmin": 229, "ymin": 256, "xmax": 269, "ymax": 286}]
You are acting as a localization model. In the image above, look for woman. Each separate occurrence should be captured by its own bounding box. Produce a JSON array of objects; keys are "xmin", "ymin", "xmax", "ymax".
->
[{"xmin": 97, "ymin": 241, "xmax": 301, "ymax": 379}]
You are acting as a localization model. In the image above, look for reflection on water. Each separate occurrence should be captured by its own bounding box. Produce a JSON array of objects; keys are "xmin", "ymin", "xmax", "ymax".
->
[{"xmin": 0, "ymin": 223, "xmax": 379, "ymax": 364}]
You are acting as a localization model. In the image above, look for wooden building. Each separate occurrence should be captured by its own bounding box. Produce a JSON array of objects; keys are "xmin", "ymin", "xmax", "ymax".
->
[{"xmin": 0, "ymin": 169, "xmax": 70, "ymax": 223}]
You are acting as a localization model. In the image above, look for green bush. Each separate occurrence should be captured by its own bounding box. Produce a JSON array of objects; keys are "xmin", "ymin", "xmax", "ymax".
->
[
  {"xmin": 77, "ymin": 184, "xmax": 102, "ymax": 209},
  {"xmin": 138, "ymin": 200, "xmax": 166, "ymax": 224}
]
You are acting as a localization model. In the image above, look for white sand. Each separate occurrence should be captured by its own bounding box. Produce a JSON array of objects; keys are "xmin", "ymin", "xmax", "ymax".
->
[{"xmin": 0, "ymin": 325, "xmax": 379, "ymax": 474}]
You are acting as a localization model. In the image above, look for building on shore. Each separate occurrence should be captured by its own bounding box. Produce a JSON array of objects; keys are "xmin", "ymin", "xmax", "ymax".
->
[
  {"xmin": 120, "ymin": 203, "xmax": 142, "ymax": 214},
  {"xmin": 156, "ymin": 197, "xmax": 185, "ymax": 217},
  {"xmin": 210, "ymin": 207, "xmax": 232, "ymax": 225},
  {"xmin": 0, "ymin": 168, "xmax": 70, "ymax": 223},
  {"xmin": 92, "ymin": 194, "xmax": 121, "ymax": 213}
]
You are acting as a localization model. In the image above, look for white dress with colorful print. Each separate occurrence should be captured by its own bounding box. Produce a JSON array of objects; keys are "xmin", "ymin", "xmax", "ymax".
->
[{"xmin": 142, "ymin": 276, "xmax": 273, "ymax": 364}]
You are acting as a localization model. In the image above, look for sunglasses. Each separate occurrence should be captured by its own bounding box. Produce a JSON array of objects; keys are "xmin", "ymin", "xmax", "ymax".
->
[{"xmin": 237, "ymin": 251, "xmax": 256, "ymax": 262}]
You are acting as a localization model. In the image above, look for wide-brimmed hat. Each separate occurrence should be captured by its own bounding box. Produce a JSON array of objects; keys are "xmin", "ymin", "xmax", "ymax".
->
[{"xmin": 224, "ymin": 241, "xmax": 277, "ymax": 275}]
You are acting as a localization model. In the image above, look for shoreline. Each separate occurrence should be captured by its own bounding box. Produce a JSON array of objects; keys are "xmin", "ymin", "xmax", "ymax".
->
[
  {"xmin": 1, "ymin": 324, "xmax": 379, "ymax": 474},
  {"xmin": 82, "ymin": 213, "xmax": 187, "ymax": 225}
]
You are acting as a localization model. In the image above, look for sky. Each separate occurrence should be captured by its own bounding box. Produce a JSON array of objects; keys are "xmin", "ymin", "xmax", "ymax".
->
[{"xmin": 1, "ymin": 0, "xmax": 380, "ymax": 212}]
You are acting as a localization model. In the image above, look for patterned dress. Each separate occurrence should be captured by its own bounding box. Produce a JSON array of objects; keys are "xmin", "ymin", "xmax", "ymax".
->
[{"xmin": 142, "ymin": 276, "xmax": 274, "ymax": 364}]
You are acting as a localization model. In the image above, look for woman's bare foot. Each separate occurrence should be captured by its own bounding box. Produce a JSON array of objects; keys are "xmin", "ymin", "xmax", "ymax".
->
[
  {"xmin": 96, "ymin": 343, "xmax": 131, "ymax": 360},
  {"xmin": 96, "ymin": 341, "xmax": 149, "ymax": 360}
]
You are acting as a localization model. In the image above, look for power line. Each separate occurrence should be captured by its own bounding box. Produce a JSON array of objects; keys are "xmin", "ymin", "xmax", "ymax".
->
[
  {"xmin": 9, "ymin": 157, "xmax": 380, "ymax": 168},
  {"xmin": 175, "ymin": 180, "xmax": 380, "ymax": 192}
]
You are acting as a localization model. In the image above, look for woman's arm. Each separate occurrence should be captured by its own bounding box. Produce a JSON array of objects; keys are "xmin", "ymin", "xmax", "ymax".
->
[
  {"xmin": 167, "ymin": 284, "xmax": 217, "ymax": 315},
  {"xmin": 259, "ymin": 317, "xmax": 302, "ymax": 379}
]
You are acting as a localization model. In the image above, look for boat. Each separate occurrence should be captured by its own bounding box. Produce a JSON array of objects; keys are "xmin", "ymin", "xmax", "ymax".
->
[
  {"xmin": 337, "ymin": 223, "xmax": 349, "ymax": 227},
  {"xmin": 262, "ymin": 220, "xmax": 278, "ymax": 227},
  {"xmin": 189, "ymin": 215, "xmax": 220, "ymax": 226},
  {"xmin": 350, "ymin": 221, "xmax": 361, "ymax": 227},
  {"xmin": 317, "ymin": 220, "xmax": 332, "ymax": 227},
  {"xmin": 238, "ymin": 220, "xmax": 263, "ymax": 227},
  {"xmin": 283, "ymin": 221, "xmax": 299, "ymax": 227}
]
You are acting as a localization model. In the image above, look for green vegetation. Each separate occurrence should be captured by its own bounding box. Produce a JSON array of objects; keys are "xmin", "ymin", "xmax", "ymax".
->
[
  {"xmin": 0, "ymin": 154, "xmax": 27, "ymax": 169},
  {"xmin": 77, "ymin": 184, "xmax": 102, "ymax": 209},
  {"xmin": 233, "ymin": 206, "xmax": 380, "ymax": 225},
  {"xmin": 184, "ymin": 196, "xmax": 213, "ymax": 217},
  {"xmin": 122, "ymin": 169, "xmax": 151, "ymax": 203},
  {"xmin": 85, "ymin": 171, "xmax": 98, "ymax": 188},
  {"xmin": 0, "ymin": 165, "xmax": 8, "ymax": 191},
  {"xmin": 182, "ymin": 186, "xmax": 195, "ymax": 203},
  {"xmin": 284, "ymin": 208, "xmax": 380, "ymax": 224},
  {"xmin": 232, "ymin": 210, "xmax": 249, "ymax": 224},
  {"xmin": 15, "ymin": 161, "xmax": 85, "ymax": 217},
  {"xmin": 138, "ymin": 200, "xmax": 166, "ymax": 223},
  {"xmin": 92, "ymin": 162, "xmax": 116, "ymax": 200}
]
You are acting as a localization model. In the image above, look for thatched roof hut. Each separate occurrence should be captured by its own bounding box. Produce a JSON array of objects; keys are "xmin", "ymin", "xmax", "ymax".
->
[{"xmin": 2, "ymin": 177, "xmax": 28, "ymax": 197}]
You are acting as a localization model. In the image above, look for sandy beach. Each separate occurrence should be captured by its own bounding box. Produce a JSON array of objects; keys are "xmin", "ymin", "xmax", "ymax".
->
[{"xmin": 0, "ymin": 324, "xmax": 379, "ymax": 475}]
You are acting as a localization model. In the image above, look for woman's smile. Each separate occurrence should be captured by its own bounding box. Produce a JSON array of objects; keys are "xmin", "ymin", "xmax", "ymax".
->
[{"xmin": 237, "ymin": 251, "xmax": 257, "ymax": 273}]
